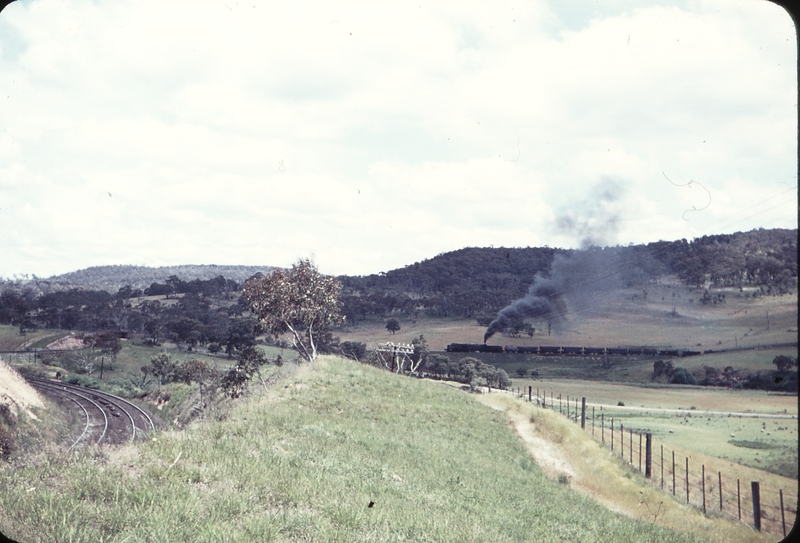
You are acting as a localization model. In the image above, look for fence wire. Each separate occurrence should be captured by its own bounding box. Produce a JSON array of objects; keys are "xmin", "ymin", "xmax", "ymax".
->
[{"xmin": 510, "ymin": 387, "xmax": 797, "ymax": 537}]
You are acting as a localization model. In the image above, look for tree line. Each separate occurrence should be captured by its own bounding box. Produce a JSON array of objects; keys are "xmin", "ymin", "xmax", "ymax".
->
[
  {"xmin": 338, "ymin": 228, "xmax": 797, "ymax": 323},
  {"xmin": 1, "ymin": 228, "xmax": 795, "ymax": 343},
  {"xmin": 0, "ymin": 275, "xmax": 260, "ymax": 356}
]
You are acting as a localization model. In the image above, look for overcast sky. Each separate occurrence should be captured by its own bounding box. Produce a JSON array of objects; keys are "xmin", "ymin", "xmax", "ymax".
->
[{"xmin": 0, "ymin": 0, "xmax": 796, "ymax": 279}]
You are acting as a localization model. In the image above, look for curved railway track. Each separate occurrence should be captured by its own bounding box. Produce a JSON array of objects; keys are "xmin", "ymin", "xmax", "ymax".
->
[{"xmin": 25, "ymin": 377, "xmax": 157, "ymax": 449}]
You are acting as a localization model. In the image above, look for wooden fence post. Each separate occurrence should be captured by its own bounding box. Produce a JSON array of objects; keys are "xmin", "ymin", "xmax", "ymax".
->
[
  {"xmin": 581, "ymin": 397, "xmax": 586, "ymax": 429},
  {"xmin": 645, "ymin": 433, "xmax": 652, "ymax": 478},
  {"xmin": 780, "ymin": 489, "xmax": 786, "ymax": 537},
  {"xmin": 751, "ymin": 481, "xmax": 761, "ymax": 532},
  {"xmin": 620, "ymin": 423, "xmax": 624, "ymax": 457},
  {"xmin": 591, "ymin": 406, "xmax": 595, "ymax": 436},
  {"xmin": 611, "ymin": 419, "xmax": 614, "ymax": 451},
  {"xmin": 737, "ymin": 479, "xmax": 741, "ymax": 520},
  {"xmin": 537, "ymin": 388, "xmax": 540, "ymax": 406},
  {"xmin": 672, "ymin": 450, "xmax": 676, "ymax": 495},
  {"xmin": 686, "ymin": 457, "xmax": 690, "ymax": 504},
  {"xmin": 601, "ymin": 413, "xmax": 605, "ymax": 443},
  {"xmin": 638, "ymin": 433, "xmax": 642, "ymax": 471},
  {"xmin": 702, "ymin": 464, "xmax": 706, "ymax": 514},
  {"xmin": 629, "ymin": 429, "xmax": 633, "ymax": 464},
  {"xmin": 528, "ymin": 386, "xmax": 532, "ymax": 402},
  {"xmin": 718, "ymin": 472, "xmax": 723, "ymax": 511}
]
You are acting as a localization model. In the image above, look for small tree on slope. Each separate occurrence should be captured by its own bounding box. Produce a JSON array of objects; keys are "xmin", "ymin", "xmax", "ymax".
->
[{"xmin": 242, "ymin": 258, "xmax": 343, "ymax": 364}]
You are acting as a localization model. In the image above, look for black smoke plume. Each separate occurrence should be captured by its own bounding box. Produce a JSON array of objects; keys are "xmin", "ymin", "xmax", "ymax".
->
[
  {"xmin": 484, "ymin": 249, "xmax": 619, "ymax": 342},
  {"xmin": 485, "ymin": 181, "xmax": 624, "ymax": 343}
]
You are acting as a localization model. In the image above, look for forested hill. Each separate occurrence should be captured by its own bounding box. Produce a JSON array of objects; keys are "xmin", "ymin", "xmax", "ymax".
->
[
  {"xmin": 8, "ymin": 265, "xmax": 273, "ymax": 294},
  {"xmin": 338, "ymin": 228, "xmax": 797, "ymax": 323},
  {"xmin": 0, "ymin": 228, "xmax": 795, "ymax": 336}
]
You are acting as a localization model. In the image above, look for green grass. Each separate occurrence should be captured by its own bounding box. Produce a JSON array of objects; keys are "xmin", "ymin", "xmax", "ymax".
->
[
  {"xmin": 0, "ymin": 357, "xmax": 708, "ymax": 543},
  {"xmin": 728, "ymin": 440, "xmax": 780, "ymax": 450},
  {"xmin": 603, "ymin": 410, "xmax": 797, "ymax": 479},
  {"xmin": 508, "ymin": 376, "xmax": 798, "ymax": 480},
  {"xmin": 0, "ymin": 325, "xmax": 65, "ymax": 351},
  {"xmin": 440, "ymin": 347, "xmax": 798, "ymax": 386}
]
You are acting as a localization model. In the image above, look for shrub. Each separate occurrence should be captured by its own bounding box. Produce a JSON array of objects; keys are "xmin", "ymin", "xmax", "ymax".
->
[
  {"xmin": 0, "ymin": 404, "xmax": 17, "ymax": 460},
  {"xmin": 339, "ymin": 341, "xmax": 367, "ymax": 361},
  {"xmin": 669, "ymin": 367, "xmax": 697, "ymax": 385}
]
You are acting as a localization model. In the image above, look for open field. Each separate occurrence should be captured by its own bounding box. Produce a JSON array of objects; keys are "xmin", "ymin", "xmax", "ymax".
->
[
  {"xmin": 429, "ymin": 346, "xmax": 797, "ymax": 387},
  {"xmin": 0, "ymin": 357, "xmax": 712, "ymax": 543},
  {"xmin": 338, "ymin": 286, "xmax": 797, "ymax": 352},
  {"xmin": 474, "ymin": 391, "xmax": 781, "ymax": 543},
  {"xmin": 504, "ymin": 377, "xmax": 798, "ymax": 480},
  {"xmin": 512, "ymin": 378, "xmax": 797, "ymax": 414},
  {"xmin": 0, "ymin": 326, "xmax": 70, "ymax": 351}
]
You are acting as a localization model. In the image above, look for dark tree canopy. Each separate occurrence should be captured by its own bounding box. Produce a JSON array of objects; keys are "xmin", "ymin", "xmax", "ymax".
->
[
  {"xmin": 385, "ymin": 318, "xmax": 401, "ymax": 334},
  {"xmin": 773, "ymin": 355, "xmax": 798, "ymax": 372}
]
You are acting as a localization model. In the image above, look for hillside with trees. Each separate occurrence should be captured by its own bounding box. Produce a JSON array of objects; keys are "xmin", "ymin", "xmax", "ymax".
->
[
  {"xmin": 1, "ymin": 264, "xmax": 273, "ymax": 295},
  {"xmin": 0, "ymin": 228, "xmax": 795, "ymax": 347},
  {"xmin": 338, "ymin": 228, "xmax": 797, "ymax": 323}
]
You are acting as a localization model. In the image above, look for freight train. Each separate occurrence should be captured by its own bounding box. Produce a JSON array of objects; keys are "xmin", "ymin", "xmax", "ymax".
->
[{"xmin": 445, "ymin": 343, "xmax": 701, "ymax": 357}]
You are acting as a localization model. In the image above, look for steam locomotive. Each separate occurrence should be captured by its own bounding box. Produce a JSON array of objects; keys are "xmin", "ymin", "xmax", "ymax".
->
[{"xmin": 445, "ymin": 343, "xmax": 701, "ymax": 357}]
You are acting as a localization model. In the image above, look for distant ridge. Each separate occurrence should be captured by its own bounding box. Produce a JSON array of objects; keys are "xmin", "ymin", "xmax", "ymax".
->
[{"xmin": 41, "ymin": 264, "xmax": 274, "ymax": 292}]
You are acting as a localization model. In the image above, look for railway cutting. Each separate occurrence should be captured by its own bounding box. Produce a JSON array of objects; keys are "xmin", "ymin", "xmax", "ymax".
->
[{"xmin": 24, "ymin": 377, "xmax": 159, "ymax": 450}]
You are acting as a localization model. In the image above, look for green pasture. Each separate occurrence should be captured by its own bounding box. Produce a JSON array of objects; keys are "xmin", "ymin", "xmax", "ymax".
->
[
  {"xmin": 0, "ymin": 325, "xmax": 67, "ymax": 351},
  {"xmin": 516, "ymin": 378, "xmax": 796, "ymax": 414},
  {"xmin": 443, "ymin": 347, "xmax": 798, "ymax": 385},
  {"xmin": 337, "ymin": 287, "xmax": 797, "ymax": 352},
  {"xmin": 586, "ymin": 408, "xmax": 798, "ymax": 480},
  {"xmin": 506, "ymin": 377, "xmax": 798, "ymax": 479},
  {"xmin": 0, "ymin": 357, "xmax": 708, "ymax": 543}
]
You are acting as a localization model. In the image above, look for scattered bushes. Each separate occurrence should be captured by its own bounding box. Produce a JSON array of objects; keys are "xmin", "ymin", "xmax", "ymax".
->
[
  {"xmin": 654, "ymin": 361, "xmax": 698, "ymax": 385},
  {"xmin": 741, "ymin": 371, "xmax": 798, "ymax": 392},
  {"xmin": 0, "ymin": 403, "xmax": 17, "ymax": 460},
  {"xmin": 338, "ymin": 341, "xmax": 367, "ymax": 361}
]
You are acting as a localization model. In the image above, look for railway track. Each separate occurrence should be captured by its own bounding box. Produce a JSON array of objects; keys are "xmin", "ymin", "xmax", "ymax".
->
[{"xmin": 25, "ymin": 377, "xmax": 157, "ymax": 450}]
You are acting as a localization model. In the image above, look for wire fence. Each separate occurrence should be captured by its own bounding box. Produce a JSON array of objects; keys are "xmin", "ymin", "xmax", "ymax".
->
[{"xmin": 504, "ymin": 385, "xmax": 797, "ymax": 538}]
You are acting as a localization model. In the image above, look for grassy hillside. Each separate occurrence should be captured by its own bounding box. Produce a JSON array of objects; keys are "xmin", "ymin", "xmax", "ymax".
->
[
  {"xmin": 1, "ymin": 357, "xmax": 710, "ymax": 543},
  {"xmin": 472, "ymin": 392, "xmax": 779, "ymax": 543},
  {"xmin": 337, "ymin": 286, "xmax": 798, "ymax": 353}
]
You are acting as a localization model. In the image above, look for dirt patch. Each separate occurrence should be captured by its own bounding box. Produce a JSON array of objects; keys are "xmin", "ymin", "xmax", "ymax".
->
[
  {"xmin": 503, "ymin": 407, "xmax": 575, "ymax": 480},
  {"xmin": 45, "ymin": 335, "xmax": 86, "ymax": 351},
  {"xmin": 0, "ymin": 357, "xmax": 45, "ymax": 419}
]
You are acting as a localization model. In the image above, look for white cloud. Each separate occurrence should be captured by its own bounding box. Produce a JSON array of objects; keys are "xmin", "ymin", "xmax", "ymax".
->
[{"xmin": 0, "ymin": 0, "xmax": 795, "ymax": 278}]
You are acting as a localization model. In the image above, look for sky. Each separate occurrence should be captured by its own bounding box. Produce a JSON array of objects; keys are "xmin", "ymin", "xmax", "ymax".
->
[{"xmin": 0, "ymin": 0, "xmax": 796, "ymax": 279}]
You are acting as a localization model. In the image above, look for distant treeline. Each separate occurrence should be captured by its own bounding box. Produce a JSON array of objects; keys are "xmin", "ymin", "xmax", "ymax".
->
[
  {"xmin": 1, "ymin": 264, "xmax": 272, "ymax": 295},
  {"xmin": 0, "ymin": 228, "xmax": 796, "ymax": 341},
  {"xmin": 338, "ymin": 228, "xmax": 797, "ymax": 323},
  {"xmin": 0, "ymin": 275, "xmax": 261, "ymax": 356}
]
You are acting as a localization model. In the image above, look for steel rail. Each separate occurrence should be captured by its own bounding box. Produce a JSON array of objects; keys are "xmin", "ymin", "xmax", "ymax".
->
[
  {"xmin": 27, "ymin": 377, "xmax": 156, "ymax": 440},
  {"xmin": 29, "ymin": 379, "xmax": 109, "ymax": 445}
]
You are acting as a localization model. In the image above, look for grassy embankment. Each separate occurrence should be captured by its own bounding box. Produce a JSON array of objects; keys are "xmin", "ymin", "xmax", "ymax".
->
[
  {"xmin": 2, "ymin": 356, "xmax": 717, "ymax": 543},
  {"xmin": 473, "ymin": 392, "xmax": 778, "ymax": 543}
]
